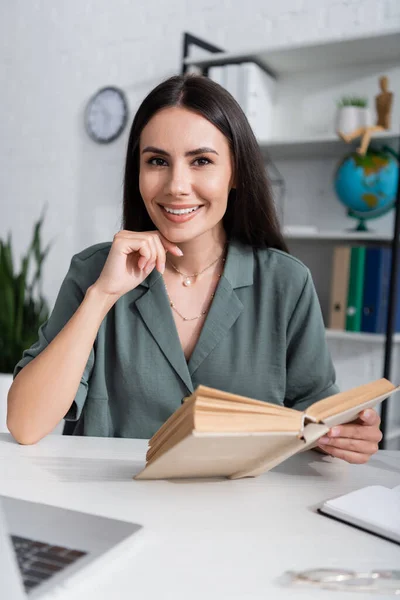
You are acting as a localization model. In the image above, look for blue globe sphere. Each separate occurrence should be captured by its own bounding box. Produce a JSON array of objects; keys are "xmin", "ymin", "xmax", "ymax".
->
[{"xmin": 334, "ymin": 148, "xmax": 399, "ymax": 231}]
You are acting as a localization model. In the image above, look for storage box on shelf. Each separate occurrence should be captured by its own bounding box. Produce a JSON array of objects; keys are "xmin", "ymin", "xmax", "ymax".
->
[{"xmin": 183, "ymin": 31, "xmax": 400, "ymax": 449}]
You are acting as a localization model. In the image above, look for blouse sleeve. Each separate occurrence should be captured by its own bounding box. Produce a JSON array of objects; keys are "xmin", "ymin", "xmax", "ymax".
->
[
  {"xmin": 284, "ymin": 269, "xmax": 340, "ymax": 411},
  {"xmin": 13, "ymin": 255, "xmax": 95, "ymax": 422}
]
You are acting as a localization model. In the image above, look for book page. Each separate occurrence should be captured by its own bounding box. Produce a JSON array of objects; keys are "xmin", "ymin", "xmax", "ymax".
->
[
  {"xmin": 195, "ymin": 397, "xmax": 292, "ymax": 416},
  {"xmin": 148, "ymin": 395, "xmax": 195, "ymax": 449},
  {"xmin": 194, "ymin": 385, "xmax": 299, "ymax": 416},
  {"xmin": 305, "ymin": 379, "xmax": 398, "ymax": 422},
  {"xmin": 194, "ymin": 410, "xmax": 303, "ymax": 433},
  {"xmin": 147, "ymin": 417, "xmax": 195, "ymax": 463}
]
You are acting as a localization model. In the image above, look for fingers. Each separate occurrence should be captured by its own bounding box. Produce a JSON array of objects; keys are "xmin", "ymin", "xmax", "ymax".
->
[
  {"xmin": 144, "ymin": 234, "xmax": 160, "ymax": 273},
  {"xmin": 152, "ymin": 235, "xmax": 167, "ymax": 274},
  {"xmin": 322, "ymin": 423, "xmax": 382, "ymax": 443},
  {"xmin": 316, "ymin": 445, "xmax": 373, "ymax": 464},
  {"xmin": 113, "ymin": 232, "xmax": 152, "ymax": 271},
  {"xmin": 156, "ymin": 232, "xmax": 184, "ymax": 257},
  {"xmin": 318, "ymin": 435, "xmax": 379, "ymax": 458},
  {"xmin": 114, "ymin": 230, "xmax": 183, "ymax": 274},
  {"xmin": 358, "ymin": 408, "xmax": 381, "ymax": 426},
  {"xmin": 316, "ymin": 409, "xmax": 382, "ymax": 464}
]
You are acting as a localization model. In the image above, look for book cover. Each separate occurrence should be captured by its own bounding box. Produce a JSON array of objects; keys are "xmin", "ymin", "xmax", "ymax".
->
[
  {"xmin": 361, "ymin": 246, "xmax": 391, "ymax": 333},
  {"xmin": 346, "ymin": 246, "xmax": 366, "ymax": 332},
  {"xmin": 224, "ymin": 64, "xmax": 241, "ymax": 104},
  {"xmin": 208, "ymin": 65, "xmax": 225, "ymax": 87},
  {"xmin": 329, "ymin": 246, "xmax": 351, "ymax": 330},
  {"xmin": 240, "ymin": 62, "xmax": 275, "ymax": 140}
]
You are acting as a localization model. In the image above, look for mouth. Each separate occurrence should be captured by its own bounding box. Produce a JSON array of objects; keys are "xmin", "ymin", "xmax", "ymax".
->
[{"xmin": 159, "ymin": 204, "xmax": 203, "ymax": 223}]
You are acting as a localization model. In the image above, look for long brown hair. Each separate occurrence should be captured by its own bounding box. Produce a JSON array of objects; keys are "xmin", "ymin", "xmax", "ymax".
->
[{"xmin": 123, "ymin": 74, "xmax": 288, "ymax": 252}]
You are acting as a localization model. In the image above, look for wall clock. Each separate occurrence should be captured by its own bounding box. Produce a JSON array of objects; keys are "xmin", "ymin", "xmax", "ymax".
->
[{"xmin": 85, "ymin": 86, "xmax": 128, "ymax": 144}]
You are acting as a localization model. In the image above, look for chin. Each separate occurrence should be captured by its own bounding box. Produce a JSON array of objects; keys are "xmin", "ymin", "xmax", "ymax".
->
[
  {"xmin": 160, "ymin": 229, "xmax": 199, "ymax": 245},
  {"xmin": 154, "ymin": 221, "xmax": 199, "ymax": 243}
]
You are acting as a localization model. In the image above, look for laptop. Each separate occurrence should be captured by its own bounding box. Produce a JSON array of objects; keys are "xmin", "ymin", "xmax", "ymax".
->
[{"xmin": 0, "ymin": 495, "xmax": 142, "ymax": 598}]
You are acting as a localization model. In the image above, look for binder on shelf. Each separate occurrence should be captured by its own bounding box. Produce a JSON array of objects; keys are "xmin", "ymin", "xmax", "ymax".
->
[
  {"xmin": 240, "ymin": 62, "xmax": 275, "ymax": 141},
  {"xmin": 208, "ymin": 62, "xmax": 276, "ymax": 141},
  {"xmin": 224, "ymin": 64, "xmax": 241, "ymax": 105},
  {"xmin": 329, "ymin": 246, "xmax": 351, "ymax": 330},
  {"xmin": 361, "ymin": 247, "xmax": 391, "ymax": 334},
  {"xmin": 208, "ymin": 65, "xmax": 226, "ymax": 87},
  {"xmin": 346, "ymin": 246, "xmax": 366, "ymax": 332}
]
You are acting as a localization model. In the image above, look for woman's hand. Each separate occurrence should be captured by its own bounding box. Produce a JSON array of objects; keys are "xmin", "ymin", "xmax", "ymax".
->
[
  {"xmin": 317, "ymin": 409, "xmax": 382, "ymax": 464},
  {"xmin": 94, "ymin": 230, "xmax": 183, "ymax": 298}
]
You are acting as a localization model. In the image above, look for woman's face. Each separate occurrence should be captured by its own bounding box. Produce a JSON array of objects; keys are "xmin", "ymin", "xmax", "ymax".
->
[{"xmin": 139, "ymin": 106, "xmax": 234, "ymax": 244}]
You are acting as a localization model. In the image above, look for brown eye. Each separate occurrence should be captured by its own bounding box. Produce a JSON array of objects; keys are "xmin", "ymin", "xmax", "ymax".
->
[
  {"xmin": 148, "ymin": 157, "xmax": 168, "ymax": 167},
  {"xmin": 193, "ymin": 157, "xmax": 212, "ymax": 166}
]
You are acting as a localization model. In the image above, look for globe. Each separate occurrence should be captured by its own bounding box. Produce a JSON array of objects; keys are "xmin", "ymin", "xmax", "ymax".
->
[{"xmin": 334, "ymin": 148, "xmax": 399, "ymax": 231}]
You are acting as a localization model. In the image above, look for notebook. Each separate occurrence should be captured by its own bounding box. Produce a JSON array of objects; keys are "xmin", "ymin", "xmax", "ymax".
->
[{"xmin": 318, "ymin": 485, "xmax": 400, "ymax": 544}]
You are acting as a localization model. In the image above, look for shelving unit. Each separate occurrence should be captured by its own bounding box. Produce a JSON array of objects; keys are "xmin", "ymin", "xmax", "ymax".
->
[
  {"xmin": 183, "ymin": 30, "xmax": 400, "ymax": 75},
  {"xmin": 182, "ymin": 31, "xmax": 400, "ymax": 448},
  {"xmin": 283, "ymin": 229, "xmax": 394, "ymax": 241},
  {"xmin": 261, "ymin": 131, "xmax": 398, "ymax": 159},
  {"xmin": 325, "ymin": 329, "xmax": 400, "ymax": 344}
]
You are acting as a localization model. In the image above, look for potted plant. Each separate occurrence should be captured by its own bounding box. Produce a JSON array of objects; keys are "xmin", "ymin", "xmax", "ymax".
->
[
  {"xmin": 335, "ymin": 95, "xmax": 372, "ymax": 135},
  {"xmin": 0, "ymin": 214, "xmax": 50, "ymax": 431}
]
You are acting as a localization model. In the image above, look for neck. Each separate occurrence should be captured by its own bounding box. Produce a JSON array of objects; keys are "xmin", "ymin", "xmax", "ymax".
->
[{"xmin": 168, "ymin": 229, "xmax": 227, "ymax": 274}]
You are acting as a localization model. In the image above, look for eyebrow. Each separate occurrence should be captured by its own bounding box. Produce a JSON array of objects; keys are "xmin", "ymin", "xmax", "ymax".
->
[{"xmin": 141, "ymin": 146, "xmax": 219, "ymax": 157}]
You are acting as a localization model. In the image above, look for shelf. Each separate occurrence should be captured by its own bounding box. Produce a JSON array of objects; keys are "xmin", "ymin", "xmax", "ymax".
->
[
  {"xmin": 325, "ymin": 329, "xmax": 400, "ymax": 343},
  {"xmin": 184, "ymin": 30, "xmax": 400, "ymax": 77},
  {"xmin": 259, "ymin": 131, "xmax": 400, "ymax": 159},
  {"xmin": 284, "ymin": 228, "xmax": 393, "ymax": 242}
]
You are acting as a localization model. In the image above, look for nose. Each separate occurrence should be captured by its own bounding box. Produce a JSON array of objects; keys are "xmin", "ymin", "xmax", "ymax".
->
[{"xmin": 164, "ymin": 164, "xmax": 191, "ymax": 197}]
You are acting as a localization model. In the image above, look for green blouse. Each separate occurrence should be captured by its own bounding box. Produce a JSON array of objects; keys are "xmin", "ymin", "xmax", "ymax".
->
[{"xmin": 14, "ymin": 239, "xmax": 339, "ymax": 438}]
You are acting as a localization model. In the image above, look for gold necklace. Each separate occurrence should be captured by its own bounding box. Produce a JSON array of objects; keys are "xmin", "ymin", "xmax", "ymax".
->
[
  {"xmin": 167, "ymin": 249, "xmax": 226, "ymax": 287},
  {"xmin": 163, "ymin": 275, "xmax": 222, "ymax": 322}
]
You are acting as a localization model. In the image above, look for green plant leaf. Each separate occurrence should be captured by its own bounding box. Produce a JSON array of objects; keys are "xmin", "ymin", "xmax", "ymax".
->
[
  {"xmin": 337, "ymin": 95, "xmax": 368, "ymax": 108},
  {"xmin": 0, "ymin": 212, "xmax": 51, "ymax": 374}
]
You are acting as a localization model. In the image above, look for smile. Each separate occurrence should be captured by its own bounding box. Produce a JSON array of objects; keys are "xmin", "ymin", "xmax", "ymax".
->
[
  {"xmin": 160, "ymin": 204, "xmax": 203, "ymax": 223},
  {"xmin": 163, "ymin": 206, "xmax": 200, "ymax": 215}
]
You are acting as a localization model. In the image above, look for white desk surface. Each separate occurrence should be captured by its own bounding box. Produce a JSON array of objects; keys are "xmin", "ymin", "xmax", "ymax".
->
[{"xmin": 0, "ymin": 432, "xmax": 399, "ymax": 600}]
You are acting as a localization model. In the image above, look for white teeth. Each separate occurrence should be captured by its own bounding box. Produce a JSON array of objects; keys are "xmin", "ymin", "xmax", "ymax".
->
[{"xmin": 163, "ymin": 206, "xmax": 200, "ymax": 215}]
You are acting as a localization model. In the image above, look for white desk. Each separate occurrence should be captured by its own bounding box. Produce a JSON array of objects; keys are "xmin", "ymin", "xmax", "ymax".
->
[{"xmin": 0, "ymin": 432, "xmax": 399, "ymax": 600}]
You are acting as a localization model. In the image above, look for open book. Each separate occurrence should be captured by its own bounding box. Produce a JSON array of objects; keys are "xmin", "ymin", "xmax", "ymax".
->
[{"xmin": 135, "ymin": 378, "xmax": 400, "ymax": 481}]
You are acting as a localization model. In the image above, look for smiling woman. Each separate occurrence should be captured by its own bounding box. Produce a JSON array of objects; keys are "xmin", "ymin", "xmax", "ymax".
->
[
  {"xmin": 139, "ymin": 107, "xmax": 233, "ymax": 248},
  {"xmin": 6, "ymin": 75, "xmax": 383, "ymax": 465}
]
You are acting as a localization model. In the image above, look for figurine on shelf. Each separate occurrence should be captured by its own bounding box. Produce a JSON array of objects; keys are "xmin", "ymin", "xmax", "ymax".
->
[{"xmin": 338, "ymin": 75, "xmax": 393, "ymax": 156}]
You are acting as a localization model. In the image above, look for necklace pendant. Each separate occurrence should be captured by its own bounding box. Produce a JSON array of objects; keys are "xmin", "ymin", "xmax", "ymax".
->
[{"xmin": 183, "ymin": 277, "xmax": 192, "ymax": 287}]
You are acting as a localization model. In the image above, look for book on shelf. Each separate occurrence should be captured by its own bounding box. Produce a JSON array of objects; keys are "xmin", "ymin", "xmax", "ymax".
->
[
  {"xmin": 346, "ymin": 246, "xmax": 366, "ymax": 332},
  {"xmin": 329, "ymin": 244, "xmax": 400, "ymax": 335},
  {"xmin": 135, "ymin": 378, "xmax": 399, "ymax": 481},
  {"xmin": 361, "ymin": 246, "xmax": 392, "ymax": 333},
  {"xmin": 208, "ymin": 62, "xmax": 275, "ymax": 140},
  {"xmin": 329, "ymin": 246, "xmax": 351, "ymax": 330},
  {"xmin": 208, "ymin": 65, "xmax": 226, "ymax": 87}
]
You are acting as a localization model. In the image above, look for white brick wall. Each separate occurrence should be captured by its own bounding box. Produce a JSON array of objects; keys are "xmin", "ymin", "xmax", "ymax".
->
[{"xmin": 1, "ymin": 0, "xmax": 399, "ymax": 305}]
